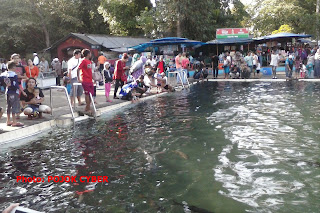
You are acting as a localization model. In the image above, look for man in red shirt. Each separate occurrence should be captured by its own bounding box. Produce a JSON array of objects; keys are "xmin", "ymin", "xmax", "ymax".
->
[
  {"xmin": 77, "ymin": 49, "xmax": 93, "ymax": 113},
  {"xmin": 156, "ymin": 56, "xmax": 166, "ymax": 74}
]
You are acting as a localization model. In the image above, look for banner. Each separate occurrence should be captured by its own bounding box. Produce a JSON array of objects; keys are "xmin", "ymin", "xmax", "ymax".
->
[{"xmin": 216, "ymin": 28, "xmax": 249, "ymax": 39}]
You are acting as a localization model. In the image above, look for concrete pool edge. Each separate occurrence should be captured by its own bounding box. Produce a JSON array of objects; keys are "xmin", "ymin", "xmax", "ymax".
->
[
  {"xmin": 1, "ymin": 77, "xmax": 320, "ymax": 145},
  {"xmin": 0, "ymin": 91, "xmax": 170, "ymax": 145}
]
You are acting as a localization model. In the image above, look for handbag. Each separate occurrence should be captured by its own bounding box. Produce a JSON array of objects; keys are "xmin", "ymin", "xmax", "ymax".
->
[{"xmin": 92, "ymin": 71, "xmax": 102, "ymax": 81}]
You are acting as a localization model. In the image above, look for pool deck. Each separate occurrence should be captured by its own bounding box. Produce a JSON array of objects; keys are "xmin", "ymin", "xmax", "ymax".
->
[{"xmin": 1, "ymin": 73, "xmax": 320, "ymax": 145}]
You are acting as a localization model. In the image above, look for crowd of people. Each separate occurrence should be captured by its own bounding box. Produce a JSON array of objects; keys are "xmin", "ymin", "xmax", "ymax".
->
[
  {"xmin": 210, "ymin": 46, "xmax": 320, "ymax": 80},
  {"xmin": 0, "ymin": 50, "xmax": 177, "ymax": 129},
  {"xmin": 2, "ymin": 45, "xmax": 320, "ymax": 129},
  {"xmin": 0, "ymin": 53, "xmax": 51, "ymax": 128}
]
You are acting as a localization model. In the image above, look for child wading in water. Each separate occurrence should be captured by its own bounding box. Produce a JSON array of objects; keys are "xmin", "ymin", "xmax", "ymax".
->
[
  {"xmin": 77, "ymin": 49, "xmax": 94, "ymax": 114},
  {"xmin": 103, "ymin": 62, "xmax": 112, "ymax": 102}
]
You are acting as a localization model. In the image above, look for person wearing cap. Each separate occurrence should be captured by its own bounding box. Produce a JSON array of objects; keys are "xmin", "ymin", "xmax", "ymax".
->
[
  {"xmin": 52, "ymin": 58, "xmax": 62, "ymax": 86},
  {"xmin": 33, "ymin": 53, "xmax": 39, "ymax": 66},
  {"xmin": 10, "ymin": 53, "xmax": 27, "ymax": 88},
  {"xmin": 285, "ymin": 55, "xmax": 294, "ymax": 80}
]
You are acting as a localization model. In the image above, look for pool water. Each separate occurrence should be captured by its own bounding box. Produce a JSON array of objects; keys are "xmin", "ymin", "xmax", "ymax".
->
[{"xmin": 1, "ymin": 82, "xmax": 320, "ymax": 212}]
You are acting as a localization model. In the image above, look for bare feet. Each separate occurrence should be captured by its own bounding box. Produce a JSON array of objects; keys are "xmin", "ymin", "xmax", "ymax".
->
[
  {"xmin": 0, "ymin": 107, "xmax": 3, "ymax": 119},
  {"xmin": 12, "ymin": 122, "xmax": 24, "ymax": 127}
]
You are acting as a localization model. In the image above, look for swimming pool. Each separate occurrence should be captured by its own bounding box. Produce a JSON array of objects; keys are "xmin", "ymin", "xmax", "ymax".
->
[{"xmin": 0, "ymin": 81, "xmax": 319, "ymax": 212}]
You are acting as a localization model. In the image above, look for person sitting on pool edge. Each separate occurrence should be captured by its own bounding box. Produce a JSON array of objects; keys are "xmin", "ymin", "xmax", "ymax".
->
[
  {"xmin": 160, "ymin": 72, "xmax": 175, "ymax": 92},
  {"xmin": 133, "ymin": 75, "xmax": 148, "ymax": 98},
  {"xmin": 20, "ymin": 78, "xmax": 51, "ymax": 119}
]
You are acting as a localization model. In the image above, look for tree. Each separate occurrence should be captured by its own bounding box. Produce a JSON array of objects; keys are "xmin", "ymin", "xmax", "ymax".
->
[
  {"xmin": 244, "ymin": 0, "xmax": 318, "ymax": 36},
  {"xmin": 137, "ymin": 0, "xmax": 248, "ymax": 41},
  {"xmin": 0, "ymin": 0, "xmax": 110, "ymax": 58},
  {"xmin": 272, "ymin": 24, "xmax": 293, "ymax": 34},
  {"xmin": 98, "ymin": 0, "xmax": 152, "ymax": 36},
  {"xmin": 78, "ymin": 0, "xmax": 110, "ymax": 34}
]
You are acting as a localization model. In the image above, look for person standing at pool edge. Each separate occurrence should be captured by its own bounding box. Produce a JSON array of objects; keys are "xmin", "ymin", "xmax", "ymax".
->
[
  {"xmin": 285, "ymin": 55, "xmax": 294, "ymax": 80},
  {"xmin": 270, "ymin": 50, "xmax": 280, "ymax": 79},
  {"xmin": 68, "ymin": 49, "xmax": 84, "ymax": 107},
  {"xmin": 78, "ymin": 49, "xmax": 94, "ymax": 113},
  {"xmin": 0, "ymin": 61, "xmax": 27, "ymax": 127},
  {"xmin": 113, "ymin": 53, "xmax": 129, "ymax": 99}
]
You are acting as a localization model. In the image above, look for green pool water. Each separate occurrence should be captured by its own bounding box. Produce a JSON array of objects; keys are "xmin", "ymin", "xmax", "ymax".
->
[{"xmin": 0, "ymin": 82, "xmax": 320, "ymax": 213}]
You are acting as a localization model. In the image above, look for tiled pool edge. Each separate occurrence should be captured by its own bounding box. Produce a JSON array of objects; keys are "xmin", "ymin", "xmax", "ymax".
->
[{"xmin": 0, "ymin": 91, "xmax": 171, "ymax": 145}]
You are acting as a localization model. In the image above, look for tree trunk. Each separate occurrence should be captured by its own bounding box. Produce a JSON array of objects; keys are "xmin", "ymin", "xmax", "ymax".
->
[
  {"xmin": 176, "ymin": 0, "xmax": 182, "ymax": 37},
  {"xmin": 32, "ymin": 1, "xmax": 50, "ymax": 47},
  {"xmin": 177, "ymin": 19, "xmax": 182, "ymax": 37},
  {"xmin": 317, "ymin": 0, "xmax": 319, "ymax": 44}
]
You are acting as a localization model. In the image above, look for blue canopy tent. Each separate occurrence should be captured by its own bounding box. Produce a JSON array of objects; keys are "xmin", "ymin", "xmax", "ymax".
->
[
  {"xmin": 254, "ymin": 33, "xmax": 312, "ymax": 43},
  {"xmin": 130, "ymin": 37, "xmax": 205, "ymax": 53},
  {"xmin": 297, "ymin": 38, "xmax": 312, "ymax": 43},
  {"xmin": 206, "ymin": 38, "xmax": 253, "ymax": 45}
]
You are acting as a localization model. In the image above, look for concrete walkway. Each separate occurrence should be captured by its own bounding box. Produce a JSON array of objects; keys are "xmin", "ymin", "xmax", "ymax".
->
[{"xmin": 1, "ymin": 73, "xmax": 320, "ymax": 144}]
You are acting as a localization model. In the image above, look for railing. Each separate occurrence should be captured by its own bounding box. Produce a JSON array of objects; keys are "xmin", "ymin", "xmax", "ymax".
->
[
  {"xmin": 50, "ymin": 86, "xmax": 75, "ymax": 122},
  {"xmin": 168, "ymin": 70, "xmax": 190, "ymax": 89},
  {"xmin": 72, "ymin": 82, "xmax": 97, "ymax": 119}
]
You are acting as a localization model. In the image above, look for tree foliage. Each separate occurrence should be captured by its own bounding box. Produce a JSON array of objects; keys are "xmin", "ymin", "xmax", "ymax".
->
[
  {"xmin": 137, "ymin": 0, "xmax": 248, "ymax": 41},
  {"xmin": 272, "ymin": 24, "xmax": 293, "ymax": 34},
  {"xmin": 244, "ymin": 0, "xmax": 318, "ymax": 36},
  {"xmin": 0, "ymin": 0, "xmax": 106, "ymax": 58},
  {"xmin": 98, "ymin": 0, "xmax": 152, "ymax": 36},
  {"xmin": 0, "ymin": 0, "xmax": 249, "ymax": 58}
]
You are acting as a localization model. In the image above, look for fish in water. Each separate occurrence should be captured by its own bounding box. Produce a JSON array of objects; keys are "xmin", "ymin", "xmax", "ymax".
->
[
  {"xmin": 140, "ymin": 148, "xmax": 167, "ymax": 171},
  {"xmin": 172, "ymin": 150, "xmax": 188, "ymax": 160},
  {"xmin": 172, "ymin": 200, "xmax": 214, "ymax": 213}
]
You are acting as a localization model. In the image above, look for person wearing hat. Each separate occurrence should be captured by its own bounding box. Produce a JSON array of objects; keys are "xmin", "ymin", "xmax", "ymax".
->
[
  {"xmin": 52, "ymin": 58, "xmax": 62, "ymax": 86},
  {"xmin": 33, "ymin": 53, "xmax": 39, "ymax": 66},
  {"xmin": 285, "ymin": 55, "xmax": 294, "ymax": 80}
]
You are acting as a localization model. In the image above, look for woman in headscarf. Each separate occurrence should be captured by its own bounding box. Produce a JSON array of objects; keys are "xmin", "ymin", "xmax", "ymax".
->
[
  {"xmin": 130, "ymin": 56, "xmax": 147, "ymax": 80},
  {"xmin": 131, "ymin": 53, "xmax": 140, "ymax": 66}
]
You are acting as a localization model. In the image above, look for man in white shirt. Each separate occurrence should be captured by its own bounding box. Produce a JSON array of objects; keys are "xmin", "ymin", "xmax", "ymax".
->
[
  {"xmin": 33, "ymin": 53, "xmax": 39, "ymax": 66},
  {"xmin": 270, "ymin": 50, "xmax": 280, "ymax": 79},
  {"xmin": 68, "ymin": 49, "xmax": 83, "ymax": 106}
]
